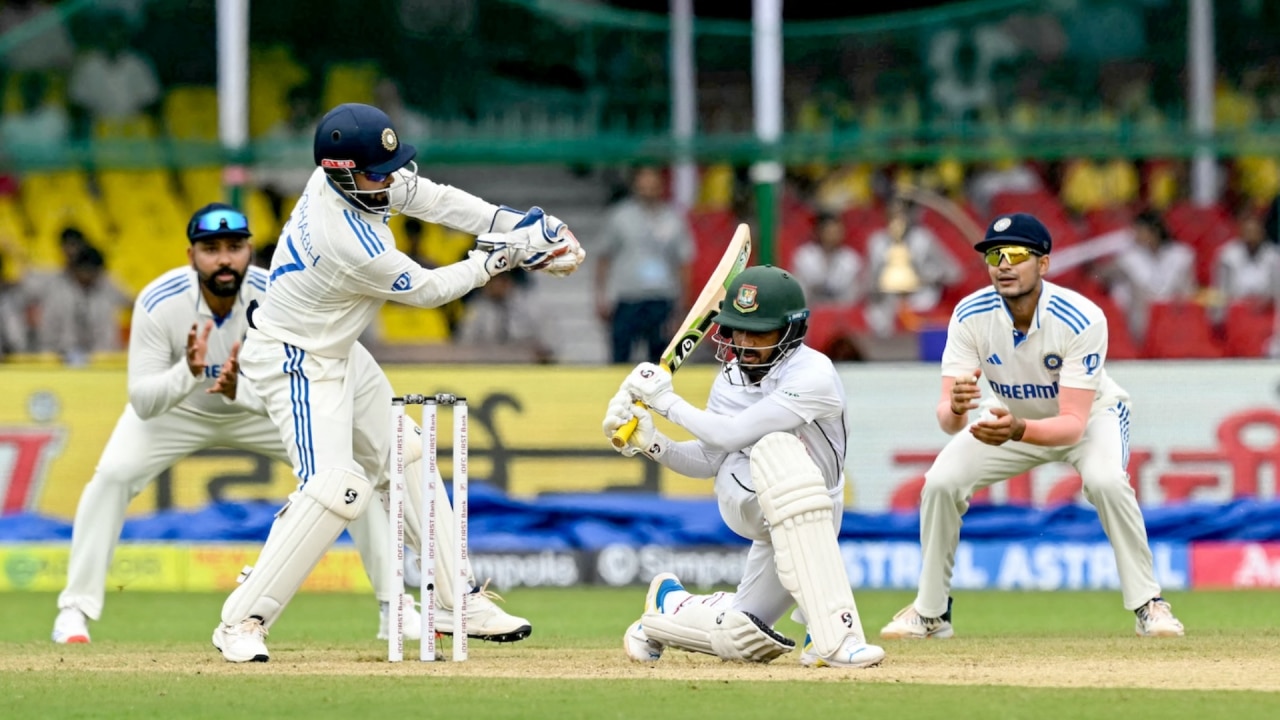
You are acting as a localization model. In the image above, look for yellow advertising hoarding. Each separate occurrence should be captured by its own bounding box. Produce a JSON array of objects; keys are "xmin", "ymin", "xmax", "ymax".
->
[
  {"xmin": 0, "ymin": 365, "xmax": 720, "ymax": 519},
  {"xmin": 0, "ymin": 544, "xmax": 371, "ymax": 592}
]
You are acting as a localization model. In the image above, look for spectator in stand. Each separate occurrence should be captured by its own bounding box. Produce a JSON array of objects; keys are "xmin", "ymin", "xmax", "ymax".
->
[
  {"xmin": 457, "ymin": 272, "xmax": 554, "ymax": 364},
  {"xmin": 34, "ymin": 244, "xmax": 132, "ymax": 363},
  {"xmin": 0, "ymin": 72, "xmax": 71, "ymax": 155},
  {"xmin": 595, "ymin": 165, "xmax": 695, "ymax": 364},
  {"xmin": 863, "ymin": 197, "xmax": 963, "ymax": 337},
  {"xmin": 1102, "ymin": 210, "xmax": 1196, "ymax": 342},
  {"xmin": 67, "ymin": 10, "xmax": 160, "ymax": 136},
  {"xmin": 790, "ymin": 212, "xmax": 866, "ymax": 306},
  {"xmin": 1212, "ymin": 205, "xmax": 1280, "ymax": 313},
  {"xmin": 0, "ymin": 254, "xmax": 32, "ymax": 357},
  {"xmin": 374, "ymin": 78, "xmax": 432, "ymax": 143}
]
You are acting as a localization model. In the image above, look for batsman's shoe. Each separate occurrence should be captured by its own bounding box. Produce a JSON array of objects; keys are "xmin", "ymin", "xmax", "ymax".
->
[
  {"xmin": 435, "ymin": 584, "xmax": 532, "ymax": 643},
  {"xmin": 1135, "ymin": 598, "xmax": 1184, "ymax": 637},
  {"xmin": 799, "ymin": 633, "xmax": 886, "ymax": 668},
  {"xmin": 52, "ymin": 607, "xmax": 90, "ymax": 644},
  {"xmin": 624, "ymin": 619, "xmax": 664, "ymax": 662},
  {"xmin": 377, "ymin": 595, "xmax": 423, "ymax": 641},
  {"xmin": 622, "ymin": 572, "xmax": 683, "ymax": 662},
  {"xmin": 212, "ymin": 617, "xmax": 270, "ymax": 663},
  {"xmin": 879, "ymin": 599, "xmax": 954, "ymax": 640}
]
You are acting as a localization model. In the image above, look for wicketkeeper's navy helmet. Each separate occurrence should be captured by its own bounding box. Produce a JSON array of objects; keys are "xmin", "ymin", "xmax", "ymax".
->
[{"xmin": 313, "ymin": 103, "xmax": 418, "ymax": 213}]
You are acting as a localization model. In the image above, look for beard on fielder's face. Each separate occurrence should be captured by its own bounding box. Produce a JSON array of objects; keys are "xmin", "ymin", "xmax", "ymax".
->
[{"xmin": 190, "ymin": 237, "xmax": 252, "ymax": 298}]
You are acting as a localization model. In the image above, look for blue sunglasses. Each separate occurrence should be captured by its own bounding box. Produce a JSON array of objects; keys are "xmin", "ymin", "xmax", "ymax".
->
[
  {"xmin": 192, "ymin": 209, "xmax": 249, "ymax": 234},
  {"xmin": 360, "ymin": 170, "xmax": 391, "ymax": 183}
]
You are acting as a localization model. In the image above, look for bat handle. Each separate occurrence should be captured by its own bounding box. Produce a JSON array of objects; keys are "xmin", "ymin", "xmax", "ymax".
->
[{"xmin": 610, "ymin": 400, "xmax": 649, "ymax": 449}]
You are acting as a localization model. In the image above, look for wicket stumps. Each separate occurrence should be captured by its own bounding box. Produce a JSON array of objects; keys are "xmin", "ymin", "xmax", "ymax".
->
[{"xmin": 389, "ymin": 393, "xmax": 468, "ymax": 662}]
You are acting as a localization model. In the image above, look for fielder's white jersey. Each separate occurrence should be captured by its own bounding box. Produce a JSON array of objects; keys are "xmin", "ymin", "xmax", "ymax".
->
[
  {"xmin": 251, "ymin": 168, "xmax": 505, "ymax": 357},
  {"xmin": 128, "ymin": 265, "xmax": 270, "ymax": 419},
  {"xmin": 668, "ymin": 344, "xmax": 848, "ymax": 492},
  {"xmin": 941, "ymin": 280, "xmax": 1128, "ymax": 420}
]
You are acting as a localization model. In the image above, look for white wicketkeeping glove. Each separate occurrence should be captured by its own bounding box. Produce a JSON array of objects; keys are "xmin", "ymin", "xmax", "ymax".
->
[
  {"xmin": 474, "ymin": 206, "xmax": 584, "ymax": 277},
  {"xmin": 621, "ymin": 362, "xmax": 679, "ymax": 416},
  {"xmin": 602, "ymin": 388, "xmax": 668, "ymax": 459}
]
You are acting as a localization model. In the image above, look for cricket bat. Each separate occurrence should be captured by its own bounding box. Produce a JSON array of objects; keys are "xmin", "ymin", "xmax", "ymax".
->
[{"xmin": 610, "ymin": 223, "xmax": 752, "ymax": 449}]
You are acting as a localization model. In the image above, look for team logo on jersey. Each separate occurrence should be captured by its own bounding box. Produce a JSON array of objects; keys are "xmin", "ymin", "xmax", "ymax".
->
[
  {"xmin": 733, "ymin": 284, "xmax": 759, "ymax": 313},
  {"xmin": 392, "ymin": 272, "xmax": 412, "ymax": 292},
  {"xmin": 1083, "ymin": 352, "xmax": 1101, "ymax": 376},
  {"xmin": 1043, "ymin": 353, "xmax": 1063, "ymax": 371},
  {"xmin": 381, "ymin": 128, "xmax": 398, "ymax": 151}
]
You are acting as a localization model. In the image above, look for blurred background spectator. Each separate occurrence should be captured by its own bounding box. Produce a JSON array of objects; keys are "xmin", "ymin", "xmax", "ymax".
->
[
  {"xmin": 863, "ymin": 197, "xmax": 963, "ymax": 337},
  {"xmin": 1102, "ymin": 210, "xmax": 1197, "ymax": 342},
  {"xmin": 67, "ymin": 9, "xmax": 160, "ymax": 138},
  {"xmin": 457, "ymin": 271, "xmax": 555, "ymax": 364},
  {"xmin": 33, "ymin": 242, "xmax": 131, "ymax": 363},
  {"xmin": 790, "ymin": 212, "xmax": 865, "ymax": 307}
]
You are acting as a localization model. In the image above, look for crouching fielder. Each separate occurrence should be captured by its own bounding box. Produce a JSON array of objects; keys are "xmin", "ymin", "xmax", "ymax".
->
[
  {"xmin": 880, "ymin": 213, "xmax": 1184, "ymax": 640},
  {"xmin": 603, "ymin": 266, "xmax": 884, "ymax": 669}
]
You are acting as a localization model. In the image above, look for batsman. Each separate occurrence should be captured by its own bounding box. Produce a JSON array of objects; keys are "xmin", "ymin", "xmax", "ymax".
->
[{"xmin": 604, "ymin": 266, "xmax": 884, "ymax": 668}]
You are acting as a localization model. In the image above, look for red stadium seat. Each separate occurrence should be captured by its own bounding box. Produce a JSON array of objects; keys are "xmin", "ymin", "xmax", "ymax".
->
[
  {"xmin": 1142, "ymin": 302, "xmax": 1224, "ymax": 359},
  {"xmin": 1083, "ymin": 291, "xmax": 1141, "ymax": 360},
  {"xmin": 1222, "ymin": 300, "xmax": 1276, "ymax": 358},
  {"xmin": 840, "ymin": 204, "xmax": 886, "ymax": 256},
  {"xmin": 805, "ymin": 303, "xmax": 867, "ymax": 356}
]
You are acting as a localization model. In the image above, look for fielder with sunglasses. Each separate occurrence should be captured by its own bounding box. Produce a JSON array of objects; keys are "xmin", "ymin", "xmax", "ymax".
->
[
  {"xmin": 51, "ymin": 204, "xmax": 413, "ymax": 643},
  {"xmin": 879, "ymin": 212, "xmax": 1185, "ymax": 641},
  {"xmin": 209, "ymin": 103, "xmax": 583, "ymax": 662}
]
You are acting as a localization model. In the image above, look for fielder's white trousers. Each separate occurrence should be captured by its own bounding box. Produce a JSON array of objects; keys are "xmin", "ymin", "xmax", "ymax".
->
[
  {"xmin": 914, "ymin": 401, "xmax": 1162, "ymax": 617},
  {"xmin": 57, "ymin": 404, "xmax": 392, "ymax": 620}
]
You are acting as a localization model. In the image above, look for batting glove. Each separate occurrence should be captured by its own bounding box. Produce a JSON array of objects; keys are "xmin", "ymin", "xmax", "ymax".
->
[
  {"xmin": 622, "ymin": 362, "xmax": 679, "ymax": 416},
  {"xmin": 602, "ymin": 389, "xmax": 668, "ymax": 459}
]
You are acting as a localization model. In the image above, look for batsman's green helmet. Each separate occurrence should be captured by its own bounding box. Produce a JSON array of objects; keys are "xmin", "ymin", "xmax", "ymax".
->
[{"xmin": 715, "ymin": 265, "xmax": 810, "ymax": 335}]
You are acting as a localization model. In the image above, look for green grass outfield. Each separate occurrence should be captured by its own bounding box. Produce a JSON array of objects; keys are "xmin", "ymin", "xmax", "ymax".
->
[{"xmin": 3, "ymin": 589, "xmax": 1278, "ymax": 719}]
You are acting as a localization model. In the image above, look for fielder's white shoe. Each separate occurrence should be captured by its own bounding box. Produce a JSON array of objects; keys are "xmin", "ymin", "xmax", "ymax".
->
[
  {"xmin": 377, "ymin": 595, "xmax": 423, "ymax": 641},
  {"xmin": 1135, "ymin": 598, "xmax": 1185, "ymax": 637},
  {"xmin": 622, "ymin": 572, "xmax": 682, "ymax": 662},
  {"xmin": 880, "ymin": 599, "xmax": 955, "ymax": 640},
  {"xmin": 799, "ymin": 633, "xmax": 886, "ymax": 668},
  {"xmin": 435, "ymin": 584, "xmax": 532, "ymax": 643},
  {"xmin": 52, "ymin": 607, "xmax": 90, "ymax": 644},
  {"xmin": 212, "ymin": 618, "xmax": 270, "ymax": 663}
]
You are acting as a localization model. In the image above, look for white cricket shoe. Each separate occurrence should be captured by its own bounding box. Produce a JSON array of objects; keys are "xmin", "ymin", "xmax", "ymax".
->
[
  {"xmin": 880, "ymin": 600, "xmax": 955, "ymax": 640},
  {"xmin": 212, "ymin": 618, "xmax": 270, "ymax": 662},
  {"xmin": 52, "ymin": 607, "xmax": 90, "ymax": 644},
  {"xmin": 377, "ymin": 595, "xmax": 423, "ymax": 641},
  {"xmin": 621, "ymin": 572, "xmax": 682, "ymax": 662},
  {"xmin": 435, "ymin": 584, "xmax": 532, "ymax": 643},
  {"xmin": 1135, "ymin": 598, "xmax": 1184, "ymax": 637},
  {"xmin": 799, "ymin": 633, "xmax": 886, "ymax": 668}
]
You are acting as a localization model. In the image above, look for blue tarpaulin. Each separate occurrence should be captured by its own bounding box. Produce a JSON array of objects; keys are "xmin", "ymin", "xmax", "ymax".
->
[{"xmin": 4, "ymin": 483, "xmax": 1280, "ymax": 549}]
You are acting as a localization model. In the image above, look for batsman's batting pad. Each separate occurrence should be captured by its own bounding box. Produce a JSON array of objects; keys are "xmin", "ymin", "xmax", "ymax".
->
[
  {"xmin": 750, "ymin": 432, "xmax": 864, "ymax": 659},
  {"xmin": 222, "ymin": 467, "xmax": 372, "ymax": 628},
  {"xmin": 642, "ymin": 605, "xmax": 794, "ymax": 663}
]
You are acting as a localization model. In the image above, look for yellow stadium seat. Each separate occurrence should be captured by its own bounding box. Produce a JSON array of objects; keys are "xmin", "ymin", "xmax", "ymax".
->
[
  {"xmin": 180, "ymin": 167, "xmax": 225, "ymax": 212},
  {"xmin": 379, "ymin": 304, "xmax": 451, "ymax": 344},
  {"xmin": 4, "ymin": 352, "xmax": 63, "ymax": 366},
  {"xmin": 322, "ymin": 62, "xmax": 380, "ymax": 110},
  {"xmin": 697, "ymin": 164, "xmax": 735, "ymax": 212},
  {"xmin": 164, "ymin": 86, "xmax": 219, "ymax": 140},
  {"xmin": 249, "ymin": 45, "xmax": 309, "ymax": 138},
  {"xmin": 243, "ymin": 189, "xmax": 280, "ymax": 245}
]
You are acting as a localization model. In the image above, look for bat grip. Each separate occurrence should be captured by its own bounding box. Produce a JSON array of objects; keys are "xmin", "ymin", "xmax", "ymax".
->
[{"xmin": 609, "ymin": 400, "xmax": 649, "ymax": 449}]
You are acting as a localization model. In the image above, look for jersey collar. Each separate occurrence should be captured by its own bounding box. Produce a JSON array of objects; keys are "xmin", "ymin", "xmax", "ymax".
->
[{"xmin": 193, "ymin": 270, "xmax": 246, "ymax": 328}]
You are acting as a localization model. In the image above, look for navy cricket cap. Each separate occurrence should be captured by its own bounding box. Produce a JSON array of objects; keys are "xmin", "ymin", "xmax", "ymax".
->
[
  {"xmin": 313, "ymin": 103, "xmax": 417, "ymax": 176},
  {"xmin": 975, "ymin": 213, "xmax": 1052, "ymax": 255}
]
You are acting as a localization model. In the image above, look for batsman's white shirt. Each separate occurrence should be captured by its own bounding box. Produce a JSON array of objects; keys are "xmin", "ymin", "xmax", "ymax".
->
[
  {"xmin": 915, "ymin": 279, "xmax": 1161, "ymax": 616},
  {"xmin": 55, "ymin": 264, "xmax": 390, "ymax": 620},
  {"xmin": 658, "ymin": 344, "xmax": 849, "ymax": 626},
  {"xmin": 942, "ymin": 280, "xmax": 1128, "ymax": 419}
]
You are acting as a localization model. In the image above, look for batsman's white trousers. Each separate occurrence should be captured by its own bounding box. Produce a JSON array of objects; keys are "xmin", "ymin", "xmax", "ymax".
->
[
  {"xmin": 713, "ymin": 456, "xmax": 845, "ymax": 630},
  {"xmin": 914, "ymin": 400, "xmax": 1162, "ymax": 617},
  {"xmin": 57, "ymin": 404, "xmax": 392, "ymax": 620}
]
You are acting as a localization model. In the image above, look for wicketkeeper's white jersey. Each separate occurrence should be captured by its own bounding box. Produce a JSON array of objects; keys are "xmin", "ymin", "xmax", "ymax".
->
[
  {"xmin": 940, "ymin": 280, "xmax": 1128, "ymax": 420},
  {"xmin": 708, "ymin": 344, "xmax": 849, "ymax": 493},
  {"xmin": 128, "ymin": 264, "xmax": 269, "ymax": 419},
  {"xmin": 250, "ymin": 168, "xmax": 508, "ymax": 357}
]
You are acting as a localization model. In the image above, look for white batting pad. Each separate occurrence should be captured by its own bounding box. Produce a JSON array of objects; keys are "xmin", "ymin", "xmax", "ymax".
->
[
  {"xmin": 750, "ymin": 432, "xmax": 864, "ymax": 659},
  {"xmin": 222, "ymin": 467, "xmax": 372, "ymax": 628},
  {"xmin": 642, "ymin": 596, "xmax": 794, "ymax": 663}
]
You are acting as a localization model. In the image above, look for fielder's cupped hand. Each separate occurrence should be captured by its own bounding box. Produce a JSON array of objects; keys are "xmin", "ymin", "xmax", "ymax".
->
[
  {"xmin": 186, "ymin": 320, "xmax": 214, "ymax": 378},
  {"xmin": 208, "ymin": 341, "xmax": 241, "ymax": 400},
  {"xmin": 970, "ymin": 406, "xmax": 1026, "ymax": 446},
  {"xmin": 950, "ymin": 369, "xmax": 983, "ymax": 415},
  {"xmin": 622, "ymin": 362, "xmax": 678, "ymax": 415}
]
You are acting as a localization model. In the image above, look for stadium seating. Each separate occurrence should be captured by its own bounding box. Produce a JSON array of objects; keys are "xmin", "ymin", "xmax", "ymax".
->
[
  {"xmin": 805, "ymin": 303, "xmax": 868, "ymax": 356},
  {"xmin": 1221, "ymin": 300, "xmax": 1275, "ymax": 358},
  {"xmin": 1142, "ymin": 301, "xmax": 1224, "ymax": 359}
]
